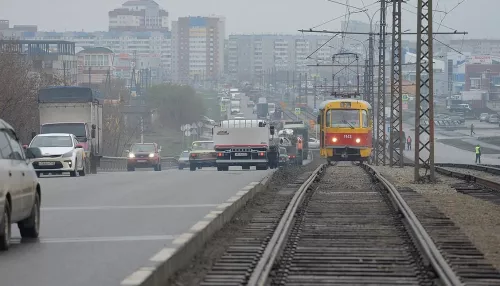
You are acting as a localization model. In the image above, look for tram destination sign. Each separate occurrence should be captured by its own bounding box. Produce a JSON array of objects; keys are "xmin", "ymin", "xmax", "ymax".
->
[{"xmin": 340, "ymin": 102, "xmax": 352, "ymax": 108}]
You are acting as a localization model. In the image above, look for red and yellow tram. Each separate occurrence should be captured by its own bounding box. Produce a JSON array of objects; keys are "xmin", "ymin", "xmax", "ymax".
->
[{"xmin": 317, "ymin": 99, "xmax": 373, "ymax": 163}]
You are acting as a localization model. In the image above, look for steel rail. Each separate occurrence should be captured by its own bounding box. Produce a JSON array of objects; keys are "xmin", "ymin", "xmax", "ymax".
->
[
  {"xmin": 247, "ymin": 164, "xmax": 326, "ymax": 286},
  {"xmin": 362, "ymin": 164, "xmax": 463, "ymax": 286},
  {"xmin": 403, "ymin": 158, "xmax": 500, "ymax": 191}
]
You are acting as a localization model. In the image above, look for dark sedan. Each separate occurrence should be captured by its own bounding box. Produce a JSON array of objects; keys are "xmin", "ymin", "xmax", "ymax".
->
[{"xmin": 126, "ymin": 143, "xmax": 162, "ymax": 171}]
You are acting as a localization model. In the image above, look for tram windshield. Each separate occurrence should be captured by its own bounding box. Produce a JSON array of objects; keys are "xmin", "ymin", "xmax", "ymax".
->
[{"xmin": 325, "ymin": 109, "xmax": 361, "ymax": 128}]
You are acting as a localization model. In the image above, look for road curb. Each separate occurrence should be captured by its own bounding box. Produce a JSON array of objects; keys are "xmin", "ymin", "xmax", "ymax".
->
[{"xmin": 120, "ymin": 172, "xmax": 275, "ymax": 286}]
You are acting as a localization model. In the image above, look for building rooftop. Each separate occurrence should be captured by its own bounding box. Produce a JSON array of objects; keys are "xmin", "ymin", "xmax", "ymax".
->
[{"xmin": 77, "ymin": 46, "xmax": 113, "ymax": 54}]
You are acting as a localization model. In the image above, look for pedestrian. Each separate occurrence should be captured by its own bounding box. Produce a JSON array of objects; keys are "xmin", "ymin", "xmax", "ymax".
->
[
  {"xmin": 471, "ymin": 123, "xmax": 475, "ymax": 136},
  {"xmin": 475, "ymin": 144, "xmax": 481, "ymax": 164},
  {"xmin": 406, "ymin": 135, "xmax": 412, "ymax": 151}
]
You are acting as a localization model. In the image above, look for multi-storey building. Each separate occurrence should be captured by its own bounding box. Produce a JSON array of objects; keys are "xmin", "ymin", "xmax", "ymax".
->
[
  {"xmin": 4, "ymin": 30, "xmax": 172, "ymax": 82},
  {"xmin": 449, "ymin": 39, "xmax": 500, "ymax": 56},
  {"xmin": 171, "ymin": 16, "xmax": 225, "ymax": 83},
  {"xmin": 77, "ymin": 47, "xmax": 114, "ymax": 87},
  {"xmin": 227, "ymin": 34, "xmax": 342, "ymax": 81},
  {"xmin": 108, "ymin": 0, "xmax": 169, "ymax": 32}
]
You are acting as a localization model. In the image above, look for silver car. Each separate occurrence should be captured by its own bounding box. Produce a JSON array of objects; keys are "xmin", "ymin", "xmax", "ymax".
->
[
  {"xmin": 488, "ymin": 114, "xmax": 499, "ymax": 123},
  {"xmin": 29, "ymin": 133, "xmax": 86, "ymax": 177},
  {"xmin": 479, "ymin": 113, "xmax": 489, "ymax": 122},
  {"xmin": 0, "ymin": 119, "xmax": 42, "ymax": 251}
]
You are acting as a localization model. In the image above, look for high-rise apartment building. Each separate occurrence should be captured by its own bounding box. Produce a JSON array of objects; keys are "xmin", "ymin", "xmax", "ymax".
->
[
  {"xmin": 227, "ymin": 34, "xmax": 342, "ymax": 81},
  {"xmin": 108, "ymin": 0, "xmax": 169, "ymax": 32},
  {"xmin": 171, "ymin": 16, "xmax": 225, "ymax": 83}
]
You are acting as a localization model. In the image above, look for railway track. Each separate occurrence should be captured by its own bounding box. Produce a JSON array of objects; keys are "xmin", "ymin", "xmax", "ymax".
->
[
  {"xmin": 434, "ymin": 163, "xmax": 500, "ymax": 205},
  {"xmin": 403, "ymin": 161, "xmax": 500, "ymax": 205},
  {"xmin": 195, "ymin": 162, "xmax": 500, "ymax": 285}
]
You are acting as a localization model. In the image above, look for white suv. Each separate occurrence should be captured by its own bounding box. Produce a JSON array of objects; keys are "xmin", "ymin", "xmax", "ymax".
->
[{"xmin": 0, "ymin": 119, "xmax": 42, "ymax": 251}]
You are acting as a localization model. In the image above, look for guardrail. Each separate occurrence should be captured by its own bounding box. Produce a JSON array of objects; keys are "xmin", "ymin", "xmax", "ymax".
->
[{"xmin": 98, "ymin": 156, "xmax": 178, "ymax": 172}]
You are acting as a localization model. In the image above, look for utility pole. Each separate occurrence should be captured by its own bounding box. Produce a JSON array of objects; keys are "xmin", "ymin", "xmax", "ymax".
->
[
  {"xmin": 63, "ymin": 61, "xmax": 67, "ymax": 86},
  {"xmin": 375, "ymin": 0, "xmax": 387, "ymax": 166},
  {"xmin": 298, "ymin": 73, "xmax": 302, "ymax": 105},
  {"xmin": 313, "ymin": 75, "xmax": 317, "ymax": 110},
  {"xmin": 305, "ymin": 73, "xmax": 308, "ymax": 107},
  {"xmin": 414, "ymin": 0, "xmax": 435, "ymax": 181},
  {"xmin": 390, "ymin": 0, "xmax": 404, "ymax": 167},
  {"xmin": 88, "ymin": 67, "xmax": 91, "ymax": 88},
  {"xmin": 368, "ymin": 30, "xmax": 375, "ymax": 133},
  {"xmin": 140, "ymin": 116, "xmax": 144, "ymax": 143}
]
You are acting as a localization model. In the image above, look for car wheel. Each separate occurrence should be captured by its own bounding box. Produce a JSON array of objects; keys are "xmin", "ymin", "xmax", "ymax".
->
[
  {"xmin": 69, "ymin": 160, "xmax": 78, "ymax": 177},
  {"xmin": 18, "ymin": 192, "xmax": 40, "ymax": 239},
  {"xmin": 0, "ymin": 201, "xmax": 11, "ymax": 251},
  {"xmin": 78, "ymin": 162, "xmax": 86, "ymax": 176},
  {"xmin": 158, "ymin": 164, "xmax": 162, "ymax": 171},
  {"xmin": 190, "ymin": 164, "xmax": 196, "ymax": 171},
  {"xmin": 178, "ymin": 165, "xmax": 184, "ymax": 170}
]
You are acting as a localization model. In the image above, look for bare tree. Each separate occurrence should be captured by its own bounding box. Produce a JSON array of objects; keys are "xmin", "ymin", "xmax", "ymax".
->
[{"xmin": 0, "ymin": 44, "xmax": 62, "ymax": 143}]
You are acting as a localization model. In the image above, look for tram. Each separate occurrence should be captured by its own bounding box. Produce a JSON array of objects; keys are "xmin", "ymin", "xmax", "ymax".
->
[{"xmin": 317, "ymin": 98, "xmax": 373, "ymax": 163}]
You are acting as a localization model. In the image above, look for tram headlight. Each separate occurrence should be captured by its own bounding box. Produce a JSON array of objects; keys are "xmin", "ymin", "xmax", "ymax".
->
[
  {"xmin": 332, "ymin": 137, "xmax": 338, "ymax": 143},
  {"xmin": 356, "ymin": 138, "xmax": 361, "ymax": 143}
]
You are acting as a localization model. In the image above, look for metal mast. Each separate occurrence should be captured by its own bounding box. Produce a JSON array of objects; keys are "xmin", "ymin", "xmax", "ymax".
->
[
  {"xmin": 390, "ymin": 0, "xmax": 404, "ymax": 167},
  {"xmin": 376, "ymin": 0, "xmax": 387, "ymax": 165},
  {"xmin": 414, "ymin": 0, "xmax": 435, "ymax": 181}
]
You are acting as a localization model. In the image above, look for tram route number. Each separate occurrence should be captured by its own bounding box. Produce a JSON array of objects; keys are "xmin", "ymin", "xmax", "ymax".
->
[{"xmin": 343, "ymin": 134, "xmax": 352, "ymax": 139}]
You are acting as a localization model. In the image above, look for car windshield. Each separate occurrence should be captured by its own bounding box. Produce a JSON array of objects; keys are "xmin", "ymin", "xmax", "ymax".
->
[
  {"xmin": 192, "ymin": 142, "xmax": 214, "ymax": 150},
  {"xmin": 31, "ymin": 135, "xmax": 73, "ymax": 147},
  {"xmin": 41, "ymin": 123, "xmax": 86, "ymax": 139},
  {"xmin": 279, "ymin": 147, "xmax": 287, "ymax": 154},
  {"xmin": 131, "ymin": 144, "xmax": 155, "ymax": 153},
  {"xmin": 325, "ymin": 109, "xmax": 361, "ymax": 128}
]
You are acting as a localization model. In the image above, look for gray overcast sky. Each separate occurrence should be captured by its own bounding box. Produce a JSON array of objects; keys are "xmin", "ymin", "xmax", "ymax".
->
[{"xmin": 0, "ymin": 0, "xmax": 496, "ymax": 38}]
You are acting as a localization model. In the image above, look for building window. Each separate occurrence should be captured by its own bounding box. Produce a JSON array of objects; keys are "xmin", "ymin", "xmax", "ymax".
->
[
  {"xmin": 84, "ymin": 55, "xmax": 90, "ymax": 66},
  {"xmin": 470, "ymin": 78, "xmax": 480, "ymax": 90}
]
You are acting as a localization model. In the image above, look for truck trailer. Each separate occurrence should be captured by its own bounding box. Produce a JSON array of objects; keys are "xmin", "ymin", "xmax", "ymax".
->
[
  {"xmin": 37, "ymin": 86, "xmax": 103, "ymax": 173},
  {"xmin": 213, "ymin": 120, "xmax": 277, "ymax": 171}
]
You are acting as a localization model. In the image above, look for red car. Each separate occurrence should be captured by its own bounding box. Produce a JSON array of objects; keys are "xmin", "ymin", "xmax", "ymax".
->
[{"xmin": 126, "ymin": 143, "xmax": 162, "ymax": 171}]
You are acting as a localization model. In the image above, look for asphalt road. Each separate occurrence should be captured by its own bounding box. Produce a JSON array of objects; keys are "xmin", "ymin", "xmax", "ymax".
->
[
  {"xmin": 0, "ymin": 168, "xmax": 271, "ymax": 286},
  {"xmin": 0, "ymin": 93, "xmax": 272, "ymax": 286}
]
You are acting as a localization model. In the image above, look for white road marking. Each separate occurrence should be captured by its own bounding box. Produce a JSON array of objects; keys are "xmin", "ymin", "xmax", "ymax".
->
[
  {"xmin": 41, "ymin": 204, "xmax": 218, "ymax": 211},
  {"xmin": 236, "ymin": 190, "xmax": 249, "ymax": 196},
  {"xmin": 242, "ymin": 185, "xmax": 254, "ymax": 190},
  {"xmin": 149, "ymin": 247, "xmax": 176, "ymax": 262},
  {"xmin": 10, "ymin": 235, "xmax": 178, "ymax": 244},
  {"xmin": 248, "ymin": 181, "xmax": 259, "ymax": 186},
  {"xmin": 172, "ymin": 232, "xmax": 193, "ymax": 245},
  {"xmin": 216, "ymin": 202, "xmax": 232, "ymax": 209},
  {"xmin": 121, "ymin": 267, "xmax": 155, "ymax": 285},
  {"xmin": 204, "ymin": 210, "xmax": 223, "ymax": 219},
  {"xmin": 226, "ymin": 196, "xmax": 240, "ymax": 203},
  {"xmin": 190, "ymin": 220, "xmax": 210, "ymax": 232}
]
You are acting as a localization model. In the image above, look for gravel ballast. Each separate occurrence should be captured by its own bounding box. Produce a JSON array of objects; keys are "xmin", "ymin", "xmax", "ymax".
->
[
  {"xmin": 372, "ymin": 165, "xmax": 500, "ymax": 271},
  {"xmin": 168, "ymin": 159, "xmax": 324, "ymax": 286}
]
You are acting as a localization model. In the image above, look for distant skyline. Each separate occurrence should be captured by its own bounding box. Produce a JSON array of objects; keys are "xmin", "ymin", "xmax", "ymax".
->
[{"xmin": 1, "ymin": 0, "xmax": 497, "ymax": 40}]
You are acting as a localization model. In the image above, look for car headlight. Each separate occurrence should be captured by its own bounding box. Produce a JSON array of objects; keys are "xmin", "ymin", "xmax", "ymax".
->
[
  {"xmin": 149, "ymin": 153, "xmax": 154, "ymax": 158},
  {"xmin": 128, "ymin": 153, "xmax": 135, "ymax": 158},
  {"xmin": 62, "ymin": 151, "xmax": 74, "ymax": 158}
]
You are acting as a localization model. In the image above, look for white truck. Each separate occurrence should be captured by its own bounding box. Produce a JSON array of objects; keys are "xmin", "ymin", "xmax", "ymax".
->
[
  {"xmin": 230, "ymin": 100, "xmax": 241, "ymax": 114},
  {"xmin": 213, "ymin": 120, "xmax": 278, "ymax": 171},
  {"xmin": 37, "ymin": 86, "xmax": 103, "ymax": 173}
]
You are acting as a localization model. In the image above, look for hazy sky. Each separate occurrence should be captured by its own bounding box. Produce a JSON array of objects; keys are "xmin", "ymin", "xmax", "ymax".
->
[{"xmin": 0, "ymin": 0, "xmax": 497, "ymax": 39}]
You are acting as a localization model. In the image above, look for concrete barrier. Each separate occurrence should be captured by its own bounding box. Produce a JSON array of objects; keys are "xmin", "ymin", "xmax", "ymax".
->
[{"xmin": 120, "ymin": 172, "xmax": 275, "ymax": 286}]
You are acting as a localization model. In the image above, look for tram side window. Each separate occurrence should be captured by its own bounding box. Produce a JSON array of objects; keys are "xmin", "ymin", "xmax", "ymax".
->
[
  {"xmin": 361, "ymin": 110, "xmax": 369, "ymax": 127},
  {"xmin": 326, "ymin": 109, "xmax": 360, "ymax": 128}
]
